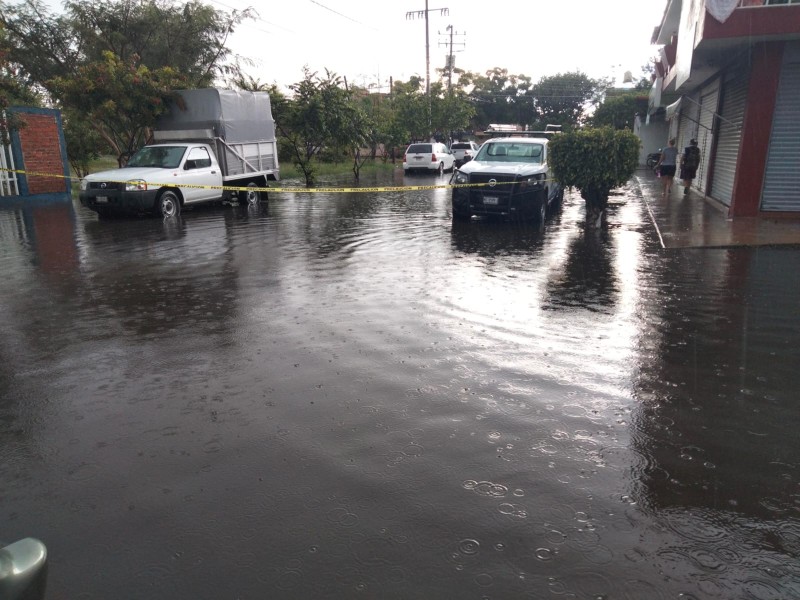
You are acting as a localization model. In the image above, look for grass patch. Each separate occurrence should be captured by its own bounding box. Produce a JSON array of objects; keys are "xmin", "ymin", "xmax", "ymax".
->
[{"xmin": 279, "ymin": 159, "xmax": 398, "ymax": 180}]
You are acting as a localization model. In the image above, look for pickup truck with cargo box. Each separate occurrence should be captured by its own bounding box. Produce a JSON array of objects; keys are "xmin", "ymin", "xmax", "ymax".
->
[{"xmin": 79, "ymin": 89, "xmax": 279, "ymax": 218}]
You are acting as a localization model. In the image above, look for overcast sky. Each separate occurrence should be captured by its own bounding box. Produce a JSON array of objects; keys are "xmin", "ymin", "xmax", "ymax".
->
[
  {"xmin": 40, "ymin": 0, "xmax": 668, "ymax": 91},
  {"xmin": 218, "ymin": 0, "xmax": 668, "ymax": 90}
]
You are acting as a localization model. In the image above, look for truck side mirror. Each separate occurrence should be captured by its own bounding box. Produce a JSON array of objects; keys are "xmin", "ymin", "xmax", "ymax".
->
[{"xmin": 0, "ymin": 538, "xmax": 48, "ymax": 600}]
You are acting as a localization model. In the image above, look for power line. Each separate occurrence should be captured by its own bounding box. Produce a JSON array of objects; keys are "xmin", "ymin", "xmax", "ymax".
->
[
  {"xmin": 308, "ymin": 0, "xmax": 377, "ymax": 30},
  {"xmin": 207, "ymin": 0, "xmax": 297, "ymax": 34}
]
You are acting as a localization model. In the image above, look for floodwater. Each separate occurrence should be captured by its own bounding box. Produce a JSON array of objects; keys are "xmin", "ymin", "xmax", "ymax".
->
[{"xmin": 1, "ymin": 171, "xmax": 799, "ymax": 599}]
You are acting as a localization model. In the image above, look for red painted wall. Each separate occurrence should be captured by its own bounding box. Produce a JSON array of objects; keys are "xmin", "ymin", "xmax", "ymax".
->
[
  {"xmin": 703, "ymin": 6, "xmax": 800, "ymax": 40},
  {"xmin": 730, "ymin": 42, "xmax": 784, "ymax": 217},
  {"xmin": 16, "ymin": 113, "xmax": 66, "ymax": 194}
]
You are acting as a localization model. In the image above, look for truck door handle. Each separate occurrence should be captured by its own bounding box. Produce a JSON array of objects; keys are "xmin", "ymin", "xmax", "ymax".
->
[{"xmin": 211, "ymin": 171, "xmax": 217, "ymax": 174}]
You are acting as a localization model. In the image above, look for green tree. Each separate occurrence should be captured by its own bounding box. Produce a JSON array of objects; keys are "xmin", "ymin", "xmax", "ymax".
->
[
  {"xmin": 278, "ymin": 68, "xmax": 368, "ymax": 187},
  {"xmin": 549, "ymin": 127, "xmax": 640, "ymax": 227},
  {"xmin": 50, "ymin": 52, "xmax": 186, "ymax": 165},
  {"xmin": 367, "ymin": 93, "xmax": 409, "ymax": 163},
  {"xmin": 347, "ymin": 100, "xmax": 372, "ymax": 181},
  {"xmin": 387, "ymin": 76, "xmax": 475, "ymax": 144},
  {"xmin": 530, "ymin": 71, "xmax": 606, "ymax": 131},
  {"xmin": 0, "ymin": 0, "xmax": 78, "ymax": 93},
  {"xmin": 391, "ymin": 77, "xmax": 429, "ymax": 143},
  {"xmin": 459, "ymin": 68, "xmax": 532, "ymax": 130},
  {"xmin": 590, "ymin": 93, "xmax": 643, "ymax": 130},
  {"xmin": 62, "ymin": 110, "xmax": 109, "ymax": 177},
  {"xmin": 0, "ymin": 20, "xmax": 41, "ymax": 142},
  {"xmin": 590, "ymin": 64, "xmax": 652, "ymax": 131},
  {"xmin": 432, "ymin": 85, "xmax": 476, "ymax": 142},
  {"xmin": 2, "ymin": 0, "xmax": 253, "ymax": 162},
  {"xmin": 65, "ymin": 0, "xmax": 253, "ymax": 87}
]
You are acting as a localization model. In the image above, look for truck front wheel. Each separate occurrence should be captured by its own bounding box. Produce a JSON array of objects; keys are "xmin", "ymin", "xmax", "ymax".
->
[{"xmin": 156, "ymin": 190, "xmax": 181, "ymax": 218}]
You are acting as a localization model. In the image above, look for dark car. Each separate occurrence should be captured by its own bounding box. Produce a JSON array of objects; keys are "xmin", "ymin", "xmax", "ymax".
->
[{"xmin": 450, "ymin": 135, "xmax": 562, "ymax": 223}]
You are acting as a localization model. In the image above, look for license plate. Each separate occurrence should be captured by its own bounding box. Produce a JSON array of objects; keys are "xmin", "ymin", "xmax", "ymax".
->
[
  {"xmin": 95, "ymin": 196, "xmax": 108, "ymax": 203},
  {"xmin": 483, "ymin": 196, "xmax": 499, "ymax": 205}
]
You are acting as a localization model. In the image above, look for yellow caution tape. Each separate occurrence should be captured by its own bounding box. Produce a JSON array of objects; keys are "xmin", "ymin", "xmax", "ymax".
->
[{"xmin": 1, "ymin": 167, "xmax": 554, "ymax": 193}]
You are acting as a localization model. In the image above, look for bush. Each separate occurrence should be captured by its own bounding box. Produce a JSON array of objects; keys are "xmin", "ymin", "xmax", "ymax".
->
[{"xmin": 549, "ymin": 127, "xmax": 640, "ymax": 224}]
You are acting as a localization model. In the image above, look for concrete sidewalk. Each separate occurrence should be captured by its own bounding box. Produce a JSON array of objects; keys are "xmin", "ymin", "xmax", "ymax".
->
[{"xmin": 634, "ymin": 169, "xmax": 800, "ymax": 249}]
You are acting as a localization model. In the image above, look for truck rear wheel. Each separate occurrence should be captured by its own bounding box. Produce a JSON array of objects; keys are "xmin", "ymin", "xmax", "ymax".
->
[
  {"xmin": 241, "ymin": 182, "xmax": 263, "ymax": 205},
  {"xmin": 156, "ymin": 190, "xmax": 181, "ymax": 218}
]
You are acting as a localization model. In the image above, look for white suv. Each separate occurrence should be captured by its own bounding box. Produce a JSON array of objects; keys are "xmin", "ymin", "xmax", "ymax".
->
[
  {"xmin": 451, "ymin": 141, "xmax": 480, "ymax": 167},
  {"xmin": 403, "ymin": 142, "xmax": 455, "ymax": 175}
]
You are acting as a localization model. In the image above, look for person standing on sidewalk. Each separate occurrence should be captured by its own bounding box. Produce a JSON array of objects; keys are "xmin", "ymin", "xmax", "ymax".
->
[
  {"xmin": 680, "ymin": 138, "xmax": 701, "ymax": 195},
  {"xmin": 656, "ymin": 138, "xmax": 679, "ymax": 198}
]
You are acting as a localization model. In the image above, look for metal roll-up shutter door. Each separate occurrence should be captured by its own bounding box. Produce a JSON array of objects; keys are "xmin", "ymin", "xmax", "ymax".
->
[
  {"xmin": 711, "ymin": 73, "xmax": 749, "ymax": 206},
  {"xmin": 695, "ymin": 84, "xmax": 719, "ymax": 194},
  {"xmin": 761, "ymin": 59, "xmax": 800, "ymax": 212}
]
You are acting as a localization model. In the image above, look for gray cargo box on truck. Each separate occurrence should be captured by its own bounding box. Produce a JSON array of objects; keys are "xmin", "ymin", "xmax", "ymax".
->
[{"xmin": 152, "ymin": 88, "xmax": 279, "ymax": 182}]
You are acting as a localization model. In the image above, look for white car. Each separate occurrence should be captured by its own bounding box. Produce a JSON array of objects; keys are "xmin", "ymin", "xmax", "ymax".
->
[
  {"xmin": 403, "ymin": 142, "xmax": 455, "ymax": 175},
  {"xmin": 451, "ymin": 141, "xmax": 481, "ymax": 167}
]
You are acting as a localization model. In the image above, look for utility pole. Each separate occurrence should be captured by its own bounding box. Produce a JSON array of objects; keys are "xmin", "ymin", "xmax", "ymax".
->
[
  {"xmin": 439, "ymin": 25, "xmax": 465, "ymax": 93},
  {"xmin": 406, "ymin": 2, "xmax": 449, "ymax": 138}
]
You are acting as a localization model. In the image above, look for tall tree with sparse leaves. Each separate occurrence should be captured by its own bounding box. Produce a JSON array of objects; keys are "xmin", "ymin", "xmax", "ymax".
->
[{"xmin": 277, "ymin": 68, "xmax": 369, "ymax": 187}]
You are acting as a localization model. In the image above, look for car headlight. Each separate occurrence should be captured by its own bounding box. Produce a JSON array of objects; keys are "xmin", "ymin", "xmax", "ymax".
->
[
  {"xmin": 453, "ymin": 171, "xmax": 470, "ymax": 185},
  {"xmin": 518, "ymin": 174, "xmax": 544, "ymax": 189},
  {"xmin": 125, "ymin": 179, "xmax": 147, "ymax": 191},
  {"xmin": 80, "ymin": 179, "xmax": 88, "ymax": 191}
]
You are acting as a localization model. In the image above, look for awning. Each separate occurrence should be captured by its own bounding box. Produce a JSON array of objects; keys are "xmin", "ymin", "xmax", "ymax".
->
[{"xmin": 666, "ymin": 98, "xmax": 682, "ymax": 120}]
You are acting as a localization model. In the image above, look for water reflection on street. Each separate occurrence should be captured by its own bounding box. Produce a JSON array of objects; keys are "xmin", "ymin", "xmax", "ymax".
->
[{"xmin": 1, "ymin": 173, "xmax": 798, "ymax": 599}]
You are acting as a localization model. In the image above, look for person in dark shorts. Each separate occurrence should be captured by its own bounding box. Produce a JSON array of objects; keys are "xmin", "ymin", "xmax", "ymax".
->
[
  {"xmin": 680, "ymin": 138, "xmax": 700, "ymax": 194},
  {"xmin": 656, "ymin": 138, "xmax": 678, "ymax": 198}
]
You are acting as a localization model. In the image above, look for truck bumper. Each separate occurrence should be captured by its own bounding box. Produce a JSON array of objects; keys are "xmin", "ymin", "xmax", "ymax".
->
[
  {"xmin": 79, "ymin": 189, "xmax": 159, "ymax": 215},
  {"xmin": 451, "ymin": 185, "xmax": 544, "ymax": 219}
]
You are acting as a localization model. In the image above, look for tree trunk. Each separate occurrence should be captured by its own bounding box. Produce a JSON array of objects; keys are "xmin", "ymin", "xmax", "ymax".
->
[{"xmin": 581, "ymin": 185, "xmax": 610, "ymax": 229}]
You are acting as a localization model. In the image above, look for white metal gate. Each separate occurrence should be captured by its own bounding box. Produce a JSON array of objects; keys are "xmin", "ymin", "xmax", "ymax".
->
[{"xmin": 1, "ymin": 139, "xmax": 19, "ymax": 197}]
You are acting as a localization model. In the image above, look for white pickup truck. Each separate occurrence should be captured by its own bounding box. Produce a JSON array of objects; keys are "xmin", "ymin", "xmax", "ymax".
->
[{"xmin": 79, "ymin": 89, "xmax": 279, "ymax": 218}]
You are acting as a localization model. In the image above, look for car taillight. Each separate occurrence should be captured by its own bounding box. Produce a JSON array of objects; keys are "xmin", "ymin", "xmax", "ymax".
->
[
  {"xmin": 431, "ymin": 154, "xmax": 437, "ymax": 162},
  {"xmin": 404, "ymin": 154, "xmax": 407, "ymax": 162}
]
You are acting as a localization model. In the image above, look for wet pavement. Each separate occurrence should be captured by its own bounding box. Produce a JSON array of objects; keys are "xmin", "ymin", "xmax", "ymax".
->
[
  {"xmin": 638, "ymin": 171, "xmax": 800, "ymax": 249},
  {"xmin": 1, "ymin": 170, "xmax": 799, "ymax": 599}
]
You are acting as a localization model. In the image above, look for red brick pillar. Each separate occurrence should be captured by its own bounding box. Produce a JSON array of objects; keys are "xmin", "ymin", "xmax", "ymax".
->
[{"xmin": 16, "ymin": 111, "xmax": 69, "ymax": 195}]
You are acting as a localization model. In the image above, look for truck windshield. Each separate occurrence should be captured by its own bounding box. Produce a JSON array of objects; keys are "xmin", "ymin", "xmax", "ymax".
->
[
  {"xmin": 476, "ymin": 142, "xmax": 543, "ymax": 164},
  {"xmin": 127, "ymin": 146, "xmax": 187, "ymax": 169}
]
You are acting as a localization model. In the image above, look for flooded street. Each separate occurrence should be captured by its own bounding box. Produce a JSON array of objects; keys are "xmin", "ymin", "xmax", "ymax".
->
[{"xmin": 2, "ymin": 172, "xmax": 799, "ymax": 599}]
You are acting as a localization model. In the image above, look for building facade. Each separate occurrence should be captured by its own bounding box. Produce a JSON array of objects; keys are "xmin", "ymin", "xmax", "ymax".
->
[{"xmin": 647, "ymin": 0, "xmax": 800, "ymax": 217}]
